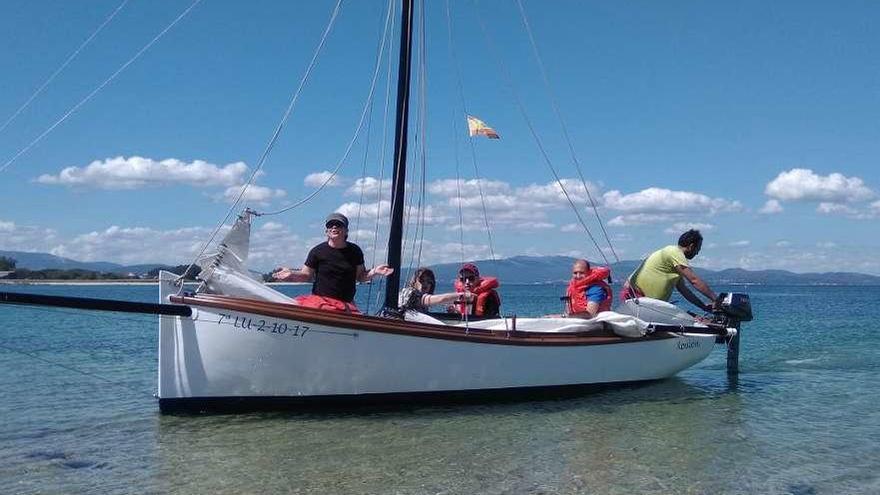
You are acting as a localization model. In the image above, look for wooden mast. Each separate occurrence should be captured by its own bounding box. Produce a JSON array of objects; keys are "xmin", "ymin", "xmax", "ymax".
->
[{"xmin": 383, "ymin": 0, "xmax": 415, "ymax": 310}]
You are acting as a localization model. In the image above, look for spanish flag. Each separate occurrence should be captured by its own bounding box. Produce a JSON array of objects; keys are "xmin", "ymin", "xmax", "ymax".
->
[{"xmin": 467, "ymin": 115, "xmax": 500, "ymax": 139}]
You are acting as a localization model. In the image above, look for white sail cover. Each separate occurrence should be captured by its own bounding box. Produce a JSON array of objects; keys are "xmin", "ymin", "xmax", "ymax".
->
[{"xmin": 196, "ymin": 212, "xmax": 293, "ymax": 303}]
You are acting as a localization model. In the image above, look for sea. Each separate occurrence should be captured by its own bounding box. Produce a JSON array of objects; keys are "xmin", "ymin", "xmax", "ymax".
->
[{"xmin": 1, "ymin": 283, "xmax": 878, "ymax": 495}]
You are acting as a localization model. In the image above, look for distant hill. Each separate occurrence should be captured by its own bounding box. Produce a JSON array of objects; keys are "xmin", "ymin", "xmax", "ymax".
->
[
  {"xmin": 0, "ymin": 250, "xmax": 170, "ymax": 275},
  {"xmin": 420, "ymin": 255, "xmax": 880, "ymax": 287},
  {"xmin": 3, "ymin": 249, "xmax": 879, "ymax": 285}
]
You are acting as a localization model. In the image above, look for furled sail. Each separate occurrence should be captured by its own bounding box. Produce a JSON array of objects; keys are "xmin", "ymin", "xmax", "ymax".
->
[{"xmin": 196, "ymin": 212, "xmax": 292, "ymax": 303}]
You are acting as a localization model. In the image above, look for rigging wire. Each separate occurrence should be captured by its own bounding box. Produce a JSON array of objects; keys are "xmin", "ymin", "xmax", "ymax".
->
[
  {"xmin": 444, "ymin": 0, "xmax": 499, "ymax": 269},
  {"xmin": 0, "ymin": 304, "xmax": 157, "ymax": 397},
  {"xmin": 366, "ymin": 0, "xmax": 398, "ymax": 313},
  {"xmin": 354, "ymin": 0, "xmax": 397, "ymax": 242},
  {"xmin": 473, "ymin": 0, "xmax": 611, "ymax": 267},
  {"xmin": 0, "ymin": 0, "xmax": 132, "ymax": 136},
  {"xmin": 444, "ymin": 1, "xmax": 466, "ymax": 265},
  {"xmin": 514, "ymin": 0, "xmax": 619, "ymax": 263},
  {"xmin": 404, "ymin": 0, "xmax": 429, "ymax": 279},
  {"xmin": 256, "ymin": 0, "xmax": 394, "ymax": 218},
  {"xmin": 174, "ymin": 0, "xmax": 347, "ymax": 289},
  {"xmin": 0, "ymin": 0, "xmax": 203, "ymax": 174}
]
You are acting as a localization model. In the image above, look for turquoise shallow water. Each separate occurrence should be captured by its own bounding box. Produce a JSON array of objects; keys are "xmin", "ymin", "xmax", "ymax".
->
[{"xmin": 1, "ymin": 283, "xmax": 879, "ymax": 494}]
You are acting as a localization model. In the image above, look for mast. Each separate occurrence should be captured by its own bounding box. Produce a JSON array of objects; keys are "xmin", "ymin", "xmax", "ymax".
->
[{"xmin": 383, "ymin": 0, "xmax": 415, "ymax": 310}]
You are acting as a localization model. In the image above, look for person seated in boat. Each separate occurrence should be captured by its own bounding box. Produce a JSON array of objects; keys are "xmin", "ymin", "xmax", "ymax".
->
[
  {"xmin": 449, "ymin": 262, "xmax": 501, "ymax": 318},
  {"xmin": 398, "ymin": 267, "xmax": 474, "ymax": 312},
  {"xmin": 562, "ymin": 259, "xmax": 613, "ymax": 318},
  {"xmin": 621, "ymin": 229, "xmax": 718, "ymax": 312},
  {"xmin": 271, "ymin": 212, "xmax": 393, "ymax": 314}
]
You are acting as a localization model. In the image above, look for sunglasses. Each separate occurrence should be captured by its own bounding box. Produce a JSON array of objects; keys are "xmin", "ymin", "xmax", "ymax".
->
[
  {"xmin": 459, "ymin": 275, "xmax": 476, "ymax": 282},
  {"xmin": 325, "ymin": 221, "xmax": 346, "ymax": 229}
]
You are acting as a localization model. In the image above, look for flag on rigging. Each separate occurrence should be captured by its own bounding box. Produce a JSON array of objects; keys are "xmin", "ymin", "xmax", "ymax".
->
[{"xmin": 466, "ymin": 115, "xmax": 500, "ymax": 139}]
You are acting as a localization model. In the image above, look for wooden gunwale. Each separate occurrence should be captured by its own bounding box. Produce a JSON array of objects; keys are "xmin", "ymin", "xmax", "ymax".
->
[{"xmin": 170, "ymin": 294, "xmax": 680, "ymax": 347}]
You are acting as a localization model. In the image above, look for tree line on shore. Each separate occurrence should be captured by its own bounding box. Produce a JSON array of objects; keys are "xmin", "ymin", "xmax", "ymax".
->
[{"xmin": 0, "ymin": 256, "xmax": 199, "ymax": 280}]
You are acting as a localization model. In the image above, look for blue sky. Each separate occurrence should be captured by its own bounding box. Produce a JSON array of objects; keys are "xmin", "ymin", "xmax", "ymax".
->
[{"xmin": 1, "ymin": 0, "xmax": 879, "ymax": 274}]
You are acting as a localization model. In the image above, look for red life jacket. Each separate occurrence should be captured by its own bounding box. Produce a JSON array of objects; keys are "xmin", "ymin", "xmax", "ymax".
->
[
  {"xmin": 566, "ymin": 266, "xmax": 612, "ymax": 314},
  {"xmin": 294, "ymin": 294, "xmax": 361, "ymax": 314},
  {"xmin": 453, "ymin": 276, "xmax": 501, "ymax": 316}
]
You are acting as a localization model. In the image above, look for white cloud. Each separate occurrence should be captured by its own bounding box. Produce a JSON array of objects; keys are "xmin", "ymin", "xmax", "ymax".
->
[
  {"xmin": 428, "ymin": 178, "xmax": 511, "ymax": 197},
  {"xmin": 36, "ymin": 156, "xmax": 249, "ymax": 190},
  {"xmin": 304, "ymin": 171, "xmax": 343, "ymax": 188},
  {"xmin": 775, "ymin": 240, "xmax": 791, "ymax": 247},
  {"xmin": 603, "ymin": 187, "xmax": 741, "ymax": 214},
  {"xmin": 608, "ymin": 213, "xmax": 681, "ymax": 227},
  {"xmin": 764, "ymin": 168, "xmax": 874, "ymax": 203},
  {"xmin": 729, "ymin": 240, "xmax": 750, "ymax": 247},
  {"xmin": 560, "ymin": 223, "xmax": 580, "ymax": 232},
  {"xmin": 816, "ymin": 202, "xmax": 858, "ymax": 215},
  {"xmin": 664, "ymin": 222, "xmax": 714, "ymax": 234},
  {"xmin": 337, "ymin": 200, "xmax": 391, "ymax": 221},
  {"xmin": 514, "ymin": 179, "xmax": 602, "ymax": 207},
  {"xmin": 222, "ymin": 185, "xmax": 286, "ymax": 205},
  {"xmin": 816, "ymin": 241, "xmax": 836, "ymax": 248},
  {"xmin": 345, "ymin": 177, "xmax": 384, "ymax": 197},
  {"xmin": 759, "ymin": 199, "xmax": 784, "ymax": 214},
  {"xmin": 0, "ymin": 220, "xmax": 59, "ymax": 252}
]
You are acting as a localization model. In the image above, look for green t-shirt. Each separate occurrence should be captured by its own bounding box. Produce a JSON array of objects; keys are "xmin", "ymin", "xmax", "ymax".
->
[{"xmin": 633, "ymin": 245, "xmax": 688, "ymax": 301}]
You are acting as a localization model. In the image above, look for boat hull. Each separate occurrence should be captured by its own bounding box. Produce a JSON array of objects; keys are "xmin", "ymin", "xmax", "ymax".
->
[{"xmin": 157, "ymin": 299, "xmax": 716, "ymax": 413}]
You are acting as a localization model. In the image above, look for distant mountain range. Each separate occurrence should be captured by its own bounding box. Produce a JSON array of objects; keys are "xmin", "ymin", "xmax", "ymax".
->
[
  {"xmin": 3, "ymin": 250, "xmax": 879, "ymax": 286},
  {"xmin": 0, "ymin": 250, "xmax": 173, "ymax": 275}
]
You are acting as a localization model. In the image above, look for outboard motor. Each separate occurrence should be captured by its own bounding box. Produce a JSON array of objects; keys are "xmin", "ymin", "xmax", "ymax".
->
[
  {"xmin": 711, "ymin": 292, "xmax": 753, "ymax": 327},
  {"xmin": 711, "ymin": 292, "xmax": 752, "ymax": 374}
]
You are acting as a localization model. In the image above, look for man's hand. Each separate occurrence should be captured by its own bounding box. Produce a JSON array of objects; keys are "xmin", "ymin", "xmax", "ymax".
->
[{"xmin": 271, "ymin": 267, "xmax": 295, "ymax": 281}]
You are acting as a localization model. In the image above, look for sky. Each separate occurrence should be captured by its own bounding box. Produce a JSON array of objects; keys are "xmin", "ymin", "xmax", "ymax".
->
[{"xmin": 1, "ymin": 0, "xmax": 879, "ymax": 275}]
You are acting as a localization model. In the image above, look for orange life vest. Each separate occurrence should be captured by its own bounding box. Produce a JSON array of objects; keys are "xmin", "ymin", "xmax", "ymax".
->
[
  {"xmin": 566, "ymin": 266, "xmax": 612, "ymax": 314},
  {"xmin": 453, "ymin": 276, "xmax": 501, "ymax": 316},
  {"xmin": 293, "ymin": 294, "xmax": 361, "ymax": 314}
]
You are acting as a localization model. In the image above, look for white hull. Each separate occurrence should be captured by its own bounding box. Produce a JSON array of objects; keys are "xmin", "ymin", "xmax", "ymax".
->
[{"xmin": 158, "ymin": 276, "xmax": 718, "ymax": 410}]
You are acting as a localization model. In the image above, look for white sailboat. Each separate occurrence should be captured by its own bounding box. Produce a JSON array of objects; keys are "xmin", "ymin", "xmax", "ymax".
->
[{"xmin": 0, "ymin": 0, "xmax": 752, "ymax": 413}]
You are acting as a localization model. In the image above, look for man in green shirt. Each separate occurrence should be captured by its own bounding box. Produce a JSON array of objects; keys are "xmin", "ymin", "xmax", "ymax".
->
[{"xmin": 627, "ymin": 229, "xmax": 718, "ymax": 311}]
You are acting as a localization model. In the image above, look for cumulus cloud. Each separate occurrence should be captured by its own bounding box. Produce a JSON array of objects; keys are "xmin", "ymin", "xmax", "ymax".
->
[
  {"xmin": 337, "ymin": 200, "xmax": 391, "ymax": 221},
  {"xmin": 304, "ymin": 171, "xmax": 343, "ymax": 188},
  {"xmin": 729, "ymin": 240, "xmax": 751, "ymax": 247},
  {"xmin": 36, "ymin": 156, "xmax": 249, "ymax": 190},
  {"xmin": 603, "ymin": 187, "xmax": 741, "ymax": 214},
  {"xmin": 222, "ymin": 185, "xmax": 286, "ymax": 205},
  {"xmin": 764, "ymin": 168, "xmax": 874, "ymax": 203},
  {"xmin": 607, "ymin": 213, "xmax": 681, "ymax": 227},
  {"xmin": 345, "ymin": 177, "xmax": 384, "ymax": 197},
  {"xmin": 759, "ymin": 199, "xmax": 783, "ymax": 214},
  {"xmin": 428, "ymin": 178, "xmax": 511, "ymax": 197},
  {"xmin": 0, "ymin": 220, "xmax": 59, "ymax": 251},
  {"xmin": 816, "ymin": 202, "xmax": 859, "ymax": 215},
  {"xmin": 664, "ymin": 222, "xmax": 714, "ymax": 234}
]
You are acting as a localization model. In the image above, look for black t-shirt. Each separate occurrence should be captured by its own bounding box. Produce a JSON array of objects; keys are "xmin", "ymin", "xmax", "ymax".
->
[{"xmin": 304, "ymin": 241, "xmax": 365, "ymax": 302}]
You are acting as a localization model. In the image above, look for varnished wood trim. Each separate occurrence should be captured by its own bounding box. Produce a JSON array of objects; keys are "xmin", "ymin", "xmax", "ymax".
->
[{"xmin": 170, "ymin": 294, "xmax": 683, "ymax": 347}]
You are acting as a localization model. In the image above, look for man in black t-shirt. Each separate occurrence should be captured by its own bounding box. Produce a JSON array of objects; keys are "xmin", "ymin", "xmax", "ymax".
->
[{"xmin": 272, "ymin": 213, "xmax": 393, "ymax": 309}]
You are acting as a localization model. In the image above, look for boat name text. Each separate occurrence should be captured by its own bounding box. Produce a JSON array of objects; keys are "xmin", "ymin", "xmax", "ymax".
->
[
  {"xmin": 217, "ymin": 313, "xmax": 309, "ymax": 338},
  {"xmin": 677, "ymin": 340, "xmax": 701, "ymax": 350}
]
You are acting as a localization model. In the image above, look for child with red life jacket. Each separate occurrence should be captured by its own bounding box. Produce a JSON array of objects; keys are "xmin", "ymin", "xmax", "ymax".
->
[
  {"xmin": 565, "ymin": 259, "xmax": 612, "ymax": 317},
  {"xmin": 450, "ymin": 263, "xmax": 501, "ymax": 318}
]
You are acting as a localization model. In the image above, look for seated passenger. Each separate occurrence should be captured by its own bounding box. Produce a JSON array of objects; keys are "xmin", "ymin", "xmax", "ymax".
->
[
  {"xmin": 450, "ymin": 263, "xmax": 501, "ymax": 318},
  {"xmin": 564, "ymin": 259, "xmax": 612, "ymax": 318},
  {"xmin": 398, "ymin": 267, "xmax": 474, "ymax": 312}
]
